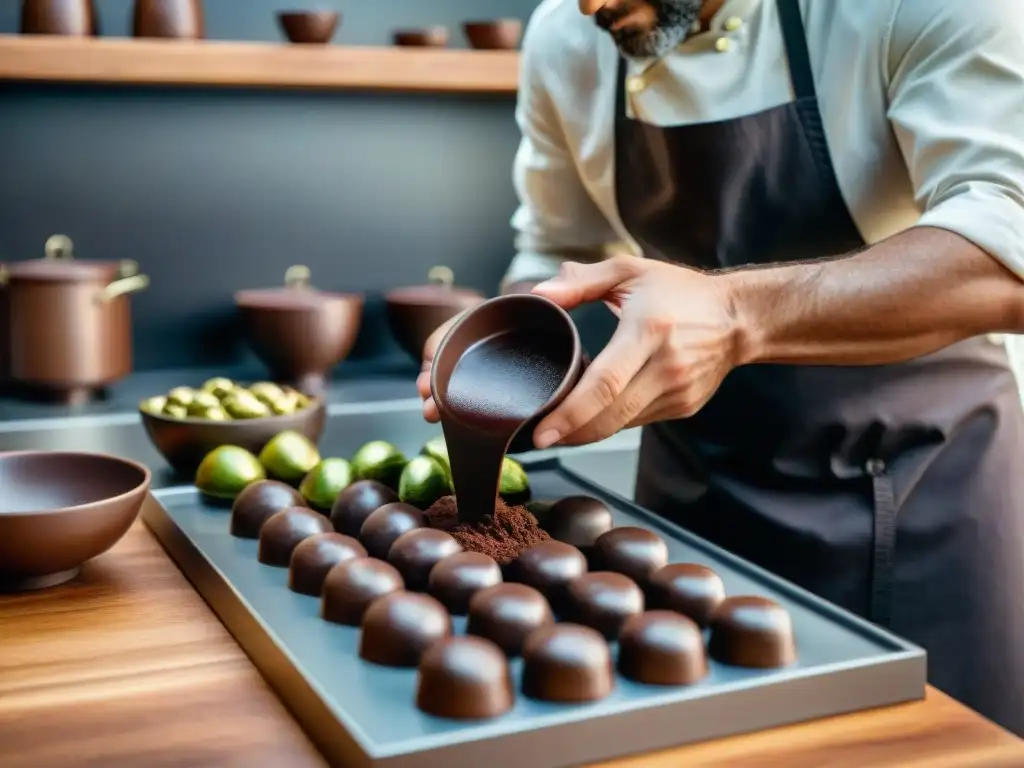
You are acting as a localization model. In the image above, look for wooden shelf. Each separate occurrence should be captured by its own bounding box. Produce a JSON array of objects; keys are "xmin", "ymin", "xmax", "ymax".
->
[{"xmin": 0, "ymin": 34, "xmax": 519, "ymax": 94}]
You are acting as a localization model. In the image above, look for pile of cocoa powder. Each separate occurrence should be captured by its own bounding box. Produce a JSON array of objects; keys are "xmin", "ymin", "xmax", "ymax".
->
[{"xmin": 424, "ymin": 495, "xmax": 549, "ymax": 565}]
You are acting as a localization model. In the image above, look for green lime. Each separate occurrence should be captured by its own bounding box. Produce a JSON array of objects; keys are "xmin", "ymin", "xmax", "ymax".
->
[
  {"xmin": 195, "ymin": 445, "xmax": 266, "ymax": 500},
  {"xmin": 499, "ymin": 457, "xmax": 531, "ymax": 503},
  {"xmin": 398, "ymin": 455, "xmax": 453, "ymax": 510},
  {"xmin": 419, "ymin": 435, "xmax": 453, "ymax": 485},
  {"xmin": 259, "ymin": 430, "xmax": 322, "ymax": 484},
  {"xmin": 350, "ymin": 440, "xmax": 407, "ymax": 490},
  {"xmin": 299, "ymin": 458, "xmax": 353, "ymax": 511}
]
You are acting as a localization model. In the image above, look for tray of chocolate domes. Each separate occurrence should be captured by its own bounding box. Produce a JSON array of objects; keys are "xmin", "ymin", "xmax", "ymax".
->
[{"xmin": 143, "ymin": 456, "xmax": 926, "ymax": 768}]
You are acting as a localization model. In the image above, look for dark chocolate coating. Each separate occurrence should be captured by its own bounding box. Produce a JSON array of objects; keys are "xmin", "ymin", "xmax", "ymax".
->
[
  {"xmin": 507, "ymin": 540, "xmax": 587, "ymax": 612},
  {"xmin": 545, "ymin": 495, "xmax": 613, "ymax": 551},
  {"xmin": 387, "ymin": 528, "xmax": 463, "ymax": 591},
  {"xmin": 230, "ymin": 480, "xmax": 305, "ymax": 539},
  {"xmin": 288, "ymin": 533, "xmax": 367, "ymax": 596},
  {"xmin": 566, "ymin": 572, "xmax": 644, "ymax": 639},
  {"xmin": 330, "ymin": 479, "xmax": 399, "ymax": 537},
  {"xmin": 321, "ymin": 557, "xmax": 404, "ymax": 626},
  {"xmin": 358, "ymin": 502, "xmax": 425, "ymax": 559},
  {"xmin": 618, "ymin": 610, "xmax": 708, "ymax": 686},
  {"xmin": 591, "ymin": 527, "xmax": 669, "ymax": 584},
  {"xmin": 646, "ymin": 563, "xmax": 726, "ymax": 627},
  {"xmin": 258, "ymin": 506, "xmax": 332, "ymax": 567},
  {"xmin": 466, "ymin": 583, "xmax": 554, "ymax": 657},
  {"xmin": 427, "ymin": 551, "xmax": 503, "ymax": 614},
  {"xmin": 415, "ymin": 636, "xmax": 514, "ymax": 720},
  {"xmin": 708, "ymin": 596, "xmax": 797, "ymax": 669},
  {"xmin": 521, "ymin": 623, "xmax": 614, "ymax": 703},
  {"xmin": 359, "ymin": 591, "xmax": 453, "ymax": 667}
]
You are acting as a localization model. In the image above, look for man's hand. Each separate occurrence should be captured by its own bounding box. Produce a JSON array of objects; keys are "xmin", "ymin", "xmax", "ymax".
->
[
  {"xmin": 531, "ymin": 256, "xmax": 746, "ymax": 448},
  {"xmin": 417, "ymin": 316, "xmax": 457, "ymax": 424}
]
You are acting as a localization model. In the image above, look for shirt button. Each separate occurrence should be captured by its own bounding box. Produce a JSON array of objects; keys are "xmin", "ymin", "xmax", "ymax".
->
[
  {"xmin": 626, "ymin": 75, "xmax": 647, "ymax": 93},
  {"xmin": 723, "ymin": 16, "xmax": 743, "ymax": 31},
  {"xmin": 714, "ymin": 37, "xmax": 732, "ymax": 53}
]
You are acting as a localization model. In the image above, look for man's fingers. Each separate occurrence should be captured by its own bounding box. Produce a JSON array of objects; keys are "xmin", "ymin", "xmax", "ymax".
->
[
  {"xmin": 531, "ymin": 257, "xmax": 639, "ymax": 311},
  {"xmin": 416, "ymin": 370, "xmax": 431, "ymax": 401},
  {"xmin": 557, "ymin": 361, "xmax": 659, "ymax": 446},
  {"xmin": 422, "ymin": 396, "xmax": 440, "ymax": 423},
  {"xmin": 533, "ymin": 318, "xmax": 654, "ymax": 449}
]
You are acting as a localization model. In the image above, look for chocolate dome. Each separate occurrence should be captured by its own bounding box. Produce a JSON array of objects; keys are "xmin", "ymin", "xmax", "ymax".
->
[
  {"xmin": 708, "ymin": 596, "xmax": 797, "ymax": 669},
  {"xmin": 618, "ymin": 610, "xmax": 708, "ymax": 685},
  {"xmin": 466, "ymin": 583, "xmax": 554, "ymax": 657},
  {"xmin": 591, "ymin": 527, "xmax": 668, "ymax": 584},
  {"xmin": 359, "ymin": 591, "xmax": 453, "ymax": 667},
  {"xmin": 230, "ymin": 480, "xmax": 305, "ymax": 539},
  {"xmin": 387, "ymin": 528, "xmax": 462, "ymax": 591},
  {"xmin": 521, "ymin": 624, "xmax": 614, "ymax": 703},
  {"xmin": 415, "ymin": 636, "xmax": 514, "ymax": 720},
  {"xmin": 258, "ymin": 506, "xmax": 333, "ymax": 567},
  {"xmin": 566, "ymin": 572, "xmax": 644, "ymax": 639},
  {"xmin": 358, "ymin": 502, "xmax": 425, "ymax": 559},
  {"xmin": 288, "ymin": 532, "xmax": 367, "ymax": 596},
  {"xmin": 427, "ymin": 551, "xmax": 503, "ymax": 614},
  {"xmin": 321, "ymin": 557, "xmax": 404, "ymax": 626},
  {"xmin": 330, "ymin": 479, "xmax": 399, "ymax": 537},
  {"xmin": 646, "ymin": 563, "xmax": 725, "ymax": 627},
  {"xmin": 545, "ymin": 495, "xmax": 613, "ymax": 552}
]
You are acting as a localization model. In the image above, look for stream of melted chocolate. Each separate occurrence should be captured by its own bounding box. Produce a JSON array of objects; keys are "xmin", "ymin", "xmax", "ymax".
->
[{"xmin": 441, "ymin": 329, "xmax": 566, "ymax": 524}]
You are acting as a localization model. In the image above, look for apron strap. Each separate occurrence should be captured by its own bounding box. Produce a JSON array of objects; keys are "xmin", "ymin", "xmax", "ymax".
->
[
  {"xmin": 866, "ymin": 458, "xmax": 898, "ymax": 627},
  {"xmin": 775, "ymin": 0, "xmax": 817, "ymax": 100}
]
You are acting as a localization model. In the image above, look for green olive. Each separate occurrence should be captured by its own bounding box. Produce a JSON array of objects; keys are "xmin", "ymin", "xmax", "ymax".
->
[
  {"xmin": 162, "ymin": 403, "xmax": 188, "ymax": 419},
  {"xmin": 202, "ymin": 406, "xmax": 231, "ymax": 421},
  {"xmin": 248, "ymin": 381, "xmax": 285, "ymax": 406},
  {"xmin": 187, "ymin": 391, "xmax": 222, "ymax": 417},
  {"xmin": 223, "ymin": 391, "xmax": 272, "ymax": 419},
  {"xmin": 139, "ymin": 395, "xmax": 167, "ymax": 415},
  {"xmin": 270, "ymin": 390, "xmax": 301, "ymax": 415},
  {"xmin": 201, "ymin": 377, "xmax": 236, "ymax": 399},
  {"xmin": 166, "ymin": 386, "xmax": 195, "ymax": 408}
]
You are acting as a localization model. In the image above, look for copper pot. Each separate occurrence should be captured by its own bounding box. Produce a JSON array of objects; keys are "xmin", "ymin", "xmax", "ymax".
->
[
  {"xmin": 0, "ymin": 235, "xmax": 150, "ymax": 405},
  {"xmin": 132, "ymin": 0, "xmax": 204, "ymax": 39},
  {"xmin": 20, "ymin": 0, "xmax": 98, "ymax": 35},
  {"xmin": 235, "ymin": 265, "xmax": 364, "ymax": 397},
  {"xmin": 384, "ymin": 266, "xmax": 486, "ymax": 362}
]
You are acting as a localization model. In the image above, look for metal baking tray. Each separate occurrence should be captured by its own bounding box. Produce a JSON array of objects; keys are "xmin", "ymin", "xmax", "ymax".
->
[{"xmin": 143, "ymin": 457, "xmax": 926, "ymax": 768}]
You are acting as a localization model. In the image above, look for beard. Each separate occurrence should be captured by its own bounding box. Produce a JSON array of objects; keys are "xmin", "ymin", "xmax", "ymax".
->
[{"xmin": 595, "ymin": 0, "xmax": 702, "ymax": 58}]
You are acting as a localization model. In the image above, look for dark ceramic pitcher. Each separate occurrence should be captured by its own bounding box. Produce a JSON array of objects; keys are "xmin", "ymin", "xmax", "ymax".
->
[
  {"xmin": 132, "ymin": 0, "xmax": 204, "ymax": 39},
  {"xmin": 20, "ymin": 0, "xmax": 98, "ymax": 35}
]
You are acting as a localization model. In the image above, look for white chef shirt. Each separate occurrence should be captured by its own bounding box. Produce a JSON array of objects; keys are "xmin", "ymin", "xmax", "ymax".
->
[{"xmin": 502, "ymin": 0, "xmax": 1024, "ymax": 289}]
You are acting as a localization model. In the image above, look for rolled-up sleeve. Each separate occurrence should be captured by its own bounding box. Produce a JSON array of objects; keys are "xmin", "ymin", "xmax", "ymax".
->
[
  {"xmin": 504, "ymin": 11, "xmax": 621, "ymax": 288},
  {"xmin": 887, "ymin": 0, "xmax": 1024, "ymax": 278}
]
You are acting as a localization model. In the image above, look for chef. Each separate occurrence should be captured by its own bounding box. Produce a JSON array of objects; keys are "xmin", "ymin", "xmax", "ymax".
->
[{"xmin": 418, "ymin": 0, "xmax": 1024, "ymax": 734}]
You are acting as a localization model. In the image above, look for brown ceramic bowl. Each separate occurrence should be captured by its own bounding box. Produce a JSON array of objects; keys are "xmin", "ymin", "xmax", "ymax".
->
[
  {"xmin": 235, "ymin": 266, "xmax": 364, "ymax": 396},
  {"xmin": 0, "ymin": 451, "xmax": 151, "ymax": 592},
  {"xmin": 385, "ymin": 267, "xmax": 485, "ymax": 362},
  {"xmin": 430, "ymin": 294, "xmax": 583, "ymax": 455},
  {"xmin": 277, "ymin": 11, "xmax": 340, "ymax": 44},
  {"xmin": 140, "ymin": 397, "xmax": 327, "ymax": 476},
  {"xmin": 393, "ymin": 26, "xmax": 450, "ymax": 47},
  {"xmin": 463, "ymin": 19, "xmax": 523, "ymax": 50}
]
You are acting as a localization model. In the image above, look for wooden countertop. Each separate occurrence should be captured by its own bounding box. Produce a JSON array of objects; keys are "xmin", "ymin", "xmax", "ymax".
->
[{"xmin": 2, "ymin": 521, "xmax": 1022, "ymax": 767}]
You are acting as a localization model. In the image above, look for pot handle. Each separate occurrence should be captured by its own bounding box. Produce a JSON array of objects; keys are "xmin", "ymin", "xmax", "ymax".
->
[
  {"xmin": 95, "ymin": 274, "xmax": 150, "ymax": 304},
  {"xmin": 45, "ymin": 234, "xmax": 74, "ymax": 260},
  {"xmin": 427, "ymin": 265, "xmax": 454, "ymax": 287},
  {"xmin": 285, "ymin": 264, "xmax": 311, "ymax": 290}
]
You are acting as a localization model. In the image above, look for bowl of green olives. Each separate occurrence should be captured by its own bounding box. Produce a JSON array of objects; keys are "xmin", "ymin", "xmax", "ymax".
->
[{"xmin": 138, "ymin": 377, "xmax": 326, "ymax": 475}]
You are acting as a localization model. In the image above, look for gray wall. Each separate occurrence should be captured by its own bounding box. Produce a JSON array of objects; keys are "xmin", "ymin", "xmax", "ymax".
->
[{"xmin": 0, "ymin": 0, "xmax": 541, "ymax": 370}]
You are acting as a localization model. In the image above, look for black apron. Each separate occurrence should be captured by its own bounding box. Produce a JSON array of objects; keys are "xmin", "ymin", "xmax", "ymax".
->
[{"xmin": 616, "ymin": 0, "xmax": 1024, "ymax": 735}]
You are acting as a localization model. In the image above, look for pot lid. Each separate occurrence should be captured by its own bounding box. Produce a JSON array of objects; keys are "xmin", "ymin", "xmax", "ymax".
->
[
  {"xmin": 0, "ymin": 235, "xmax": 134, "ymax": 283},
  {"xmin": 385, "ymin": 266, "xmax": 485, "ymax": 305},
  {"xmin": 234, "ymin": 265, "xmax": 362, "ymax": 309}
]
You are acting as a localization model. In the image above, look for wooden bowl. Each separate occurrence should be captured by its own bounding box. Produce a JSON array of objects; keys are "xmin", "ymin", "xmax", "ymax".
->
[
  {"xmin": 393, "ymin": 26, "xmax": 450, "ymax": 48},
  {"xmin": 277, "ymin": 11, "xmax": 340, "ymax": 44},
  {"xmin": 235, "ymin": 267, "xmax": 364, "ymax": 396},
  {"xmin": 463, "ymin": 19, "xmax": 523, "ymax": 50},
  {"xmin": 0, "ymin": 451, "xmax": 151, "ymax": 592},
  {"xmin": 140, "ymin": 396, "xmax": 327, "ymax": 476}
]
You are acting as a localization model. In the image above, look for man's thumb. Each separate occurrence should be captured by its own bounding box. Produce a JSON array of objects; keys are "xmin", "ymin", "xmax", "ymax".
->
[{"xmin": 530, "ymin": 257, "xmax": 638, "ymax": 310}]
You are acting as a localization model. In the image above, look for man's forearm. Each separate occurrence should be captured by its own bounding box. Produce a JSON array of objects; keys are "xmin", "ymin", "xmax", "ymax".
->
[{"xmin": 725, "ymin": 226, "xmax": 1024, "ymax": 366}]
